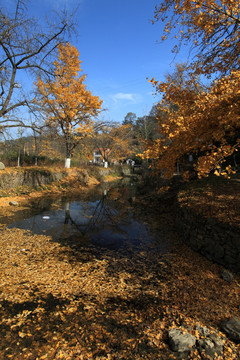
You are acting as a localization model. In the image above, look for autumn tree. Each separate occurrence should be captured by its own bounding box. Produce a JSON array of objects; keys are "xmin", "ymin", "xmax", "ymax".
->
[
  {"xmin": 38, "ymin": 138, "xmax": 63, "ymax": 162},
  {"xmin": 0, "ymin": 0, "xmax": 73, "ymax": 134},
  {"xmin": 93, "ymin": 123, "xmax": 134, "ymax": 167},
  {"xmin": 144, "ymin": 65, "xmax": 240, "ymax": 178},
  {"xmin": 143, "ymin": 1, "xmax": 240, "ymax": 178},
  {"xmin": 153, "ymin": 0, "xmax": 240, "ymax": 76},
  {"xmin": 35, "ymin": 43, "xmax": 103, "ymax": 168}
]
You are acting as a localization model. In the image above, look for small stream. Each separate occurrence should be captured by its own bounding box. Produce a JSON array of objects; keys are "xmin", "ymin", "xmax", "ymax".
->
[{"xmin": 7, "ymin": 179, "xmax": 170, "ymax": 254}]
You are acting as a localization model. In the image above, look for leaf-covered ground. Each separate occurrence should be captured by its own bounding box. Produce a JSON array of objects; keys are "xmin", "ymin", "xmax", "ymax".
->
[
  {"xmin": 177, "ymin": 176, "xmax": 240, "ymax": 226},
  {"xmin": 0, "ymin": 174, "xmax": 240, "ymax": 359}
]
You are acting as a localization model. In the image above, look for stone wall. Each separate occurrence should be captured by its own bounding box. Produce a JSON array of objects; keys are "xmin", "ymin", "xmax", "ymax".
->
[
  {"xmin": 0, "ymin": 169, "xmax": 66, "ymax": 189},
  {"xmin": 175, "ymin": 202, "xmax": 240, "ymax": 273}
]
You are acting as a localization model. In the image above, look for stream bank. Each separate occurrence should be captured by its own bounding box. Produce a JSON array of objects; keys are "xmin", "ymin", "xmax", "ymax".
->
[
  {"xmin": 175, "ymin": 176, "xmax": 240, "ymax": 273},
  {"xmin": 0, "ymin": 166, "xmax": 112, "ymax": 210},
  {"xmin": 0, "ymin": 168, "xmax": 240, "ymax": 359}
]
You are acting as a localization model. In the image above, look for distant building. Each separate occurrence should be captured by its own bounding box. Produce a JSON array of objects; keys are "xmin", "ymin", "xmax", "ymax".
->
[
  {"xmin": 126, "ymin": 159, "xmax": 135, "ymax": 166},
  {"xmin": 93, "ymin": 148, "xmax": 111, "ymax": 166},
  {"xmin": 93, "ymin": 149, "xmax": 102, "ymax": 164}
]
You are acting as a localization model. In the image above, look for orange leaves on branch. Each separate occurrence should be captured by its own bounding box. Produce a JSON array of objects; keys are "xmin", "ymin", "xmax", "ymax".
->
[
  {"xmin": 143, "ymin": 65, "xmax": 240, "ymax": 178},
  {"xmin": 153, "ymin": 0, "xmax": 240, "ymax": 75},
  {"xmin": 39, "ymin": 139, "xmax": 63, "ymax": 160}
]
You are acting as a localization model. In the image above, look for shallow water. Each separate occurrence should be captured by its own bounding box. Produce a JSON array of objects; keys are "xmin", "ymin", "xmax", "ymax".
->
[{"xmin": 7, "ymin": 180, "xmax": 169, "ymax": 254}]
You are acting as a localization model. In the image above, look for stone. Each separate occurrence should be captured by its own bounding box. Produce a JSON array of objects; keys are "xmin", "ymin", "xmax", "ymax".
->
[
  {"xmin": 209, "ymin": 332, "xmax": 224, "ymax": 349},
  {"xmin": 221, "ymin": 269, "xmax": 234, "ymax": 283},
  {"xmin": 198, "ymin": 333, "xmax": 224, "ymax": 358},
  {"xmin": 168, "ymin": 328, "xmax": 196, "ymax": 352},
  {"xmin": 221, "ymin": 317, "xmax": 240, "ymax": 342},
  {"xmin": 195, "ymin": 324, "xmax": 210, "ymax": 337},
  {"xmin": 0, "ymin": 162, "xmax": 5, "ymax": 170},
  {"xmin": 9, "ymin": 201, "xmax": 18, "ymax": 206}
]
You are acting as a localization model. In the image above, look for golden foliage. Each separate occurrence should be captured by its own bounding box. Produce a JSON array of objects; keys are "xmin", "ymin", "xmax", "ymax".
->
[
  {"xmin": 35, "ymin": 43, "xmax": 102, "ymax": 159},
  {"xmin": 147, "ymin": 0, "xmax": 240, "ymax": 178},
  {"xmin": 0, "ymin": 188, "xmax": 240, "ymax": 359},
  {"xmin": 153, "ymin": 0, "xmax": 240, "ymax": 75},
  {"xmin": 0, "ymin": 168, "xmax": 239, "ymax": 358},
  {"xmin": 95, "ymin": 124, "xmax": 134, "ymax": 162},
  {"xmin": 39, "ymin": 139, "xmax": 63, "ymax": 160},
  {"xmin": 143, "ymin": 67, "xmax": 240, "ymax": 178}
]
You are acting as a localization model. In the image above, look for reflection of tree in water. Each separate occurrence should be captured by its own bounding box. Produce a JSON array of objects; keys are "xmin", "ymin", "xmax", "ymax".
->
[
  {"xmin": 63, "ymin": 187, "xmax": 133, "ymax": 239},
  {"xmin": 7, "ymin": 180, "xmax": 144, "ymax": 250}
]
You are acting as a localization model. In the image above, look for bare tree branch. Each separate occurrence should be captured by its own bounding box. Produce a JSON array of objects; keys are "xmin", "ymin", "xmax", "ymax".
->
[{"xmin": 0, "ymin": 1, "xmax": 74, "ymax": 135}]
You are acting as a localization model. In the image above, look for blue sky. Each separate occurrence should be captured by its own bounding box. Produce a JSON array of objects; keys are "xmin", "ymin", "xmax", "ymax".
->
[{"xmin": 3, "ymin": 0, "xmax": 191, "ymax": 125}]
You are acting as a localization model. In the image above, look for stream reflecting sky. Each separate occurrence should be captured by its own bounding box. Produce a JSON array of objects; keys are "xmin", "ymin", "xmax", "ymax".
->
[{"xmin": 8, "ymin": 182, "xmax": 169, "ymax": 253}]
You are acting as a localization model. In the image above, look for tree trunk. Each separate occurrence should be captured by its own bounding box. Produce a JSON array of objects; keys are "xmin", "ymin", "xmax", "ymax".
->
[
  {"xmin": 65, "ymin": 139, "xmax": 72, "ymax": 168},
  {"xmin": 65, "ymin": 158, "xmax": 71, "ymax": 168},
  {"xmin": 64, "ymin": 202, "xmax": 70, "ymax": 224}
]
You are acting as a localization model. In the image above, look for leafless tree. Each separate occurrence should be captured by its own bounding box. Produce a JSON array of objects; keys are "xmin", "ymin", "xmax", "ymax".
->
[{"xmin": 0, "ymin": 0, "xmax": 74, "ymax": 134}]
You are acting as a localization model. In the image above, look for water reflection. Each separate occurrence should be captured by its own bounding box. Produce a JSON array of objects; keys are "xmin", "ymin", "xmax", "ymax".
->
[{"xmin": 7, "ymin": 182, "xmax": 168, "ymax": 253}]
